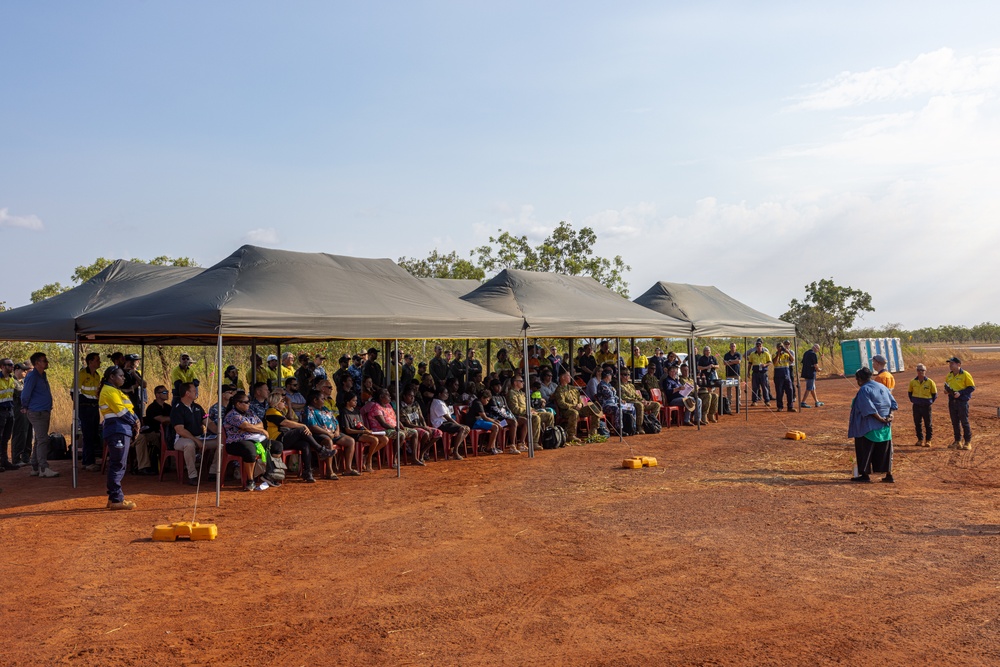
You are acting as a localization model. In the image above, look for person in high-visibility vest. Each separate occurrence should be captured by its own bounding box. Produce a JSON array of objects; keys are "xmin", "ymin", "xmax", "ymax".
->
[{"xmin": 99, "ymin": 366, "xmax": 139, "ymax": 510}]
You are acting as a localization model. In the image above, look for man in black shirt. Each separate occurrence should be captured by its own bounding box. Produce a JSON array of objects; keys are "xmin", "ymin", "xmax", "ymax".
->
[
  {"xmin": 429, "ymin": 345, "xmax": 450, "ymax": 386},
  {"xmin": 362, "ymin": 347, "xmax": 384, "ymax": 390},
  {"xmin": 722, "ymin": 343, "xmax": 742, "ymax": 411},
  {"xmin": 134, "ymin": 384, "xmax": 172, "ymax": 474},
  {"xmin": 450, "ymin": 348, "xmax": 467, "ymax": 387},
  {"xmin": 170, "ymin": 382, "xmax": 218, "ymax": 485},
  {"xmin": 800, "ymin": 343, "xmax": 824, "ymax": 408}
]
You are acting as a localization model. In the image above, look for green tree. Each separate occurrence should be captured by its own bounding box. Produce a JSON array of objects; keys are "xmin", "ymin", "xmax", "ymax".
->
[
  {"xmin": 31, "ymin": 255, "xmax": 200, "ymax": 302},
  {"xmin": 783, "ymin": 279, "xmax": 874, "ymax": 369},
  {"xmin": 397, "ymin": 250, "xmax": 485, "ymax": 280},
  {"xmin": 473, "ymin": 221, "xmax": 631, "ymax": 296}
]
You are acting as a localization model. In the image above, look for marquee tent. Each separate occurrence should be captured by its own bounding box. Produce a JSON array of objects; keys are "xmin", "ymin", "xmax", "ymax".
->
[
  {"xmin": 0, "ymin": 260, "xmax": 203, "ymax": 343},
  {"xmin": 419, "ymin": 277, "xmax": 482, "ymax": 299},
  {"xmin": 76, "ymin": 246, "xmax": 525, "ymax": 342},
  {"xmin": 460, "ymin": 269, "xmax": 691, "ymax": 338},
  {"xmin": 632, "ymin": 282, "xmax": 796, "ymax": 338}
]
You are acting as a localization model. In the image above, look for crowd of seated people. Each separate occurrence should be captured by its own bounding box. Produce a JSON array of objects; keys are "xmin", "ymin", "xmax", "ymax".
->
[{"xmin": 15, "ymin": 342, "xmax": 742, "ymax": 493}]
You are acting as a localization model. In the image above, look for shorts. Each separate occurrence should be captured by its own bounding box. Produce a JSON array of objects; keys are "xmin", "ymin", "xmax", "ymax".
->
[
  {"xmin": 805, "ymin": 378, "xmax": 816, "ymax": 391},
  {"xmin": 471, "ymin": 419, "xmax": 493, "ymax": 431},
  {"xmin": 439, "ymin": 421, "xmax": 463, "ymax": 435}
]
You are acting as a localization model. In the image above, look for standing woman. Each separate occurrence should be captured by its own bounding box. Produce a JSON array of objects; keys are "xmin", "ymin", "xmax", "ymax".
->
[
  {"xmin": 99, "ymin": 366, "xmax": 139, "ymax": 510},
  {"xmin": 848, "ymin": 367, "xmax": 898, "ymax": 484}
]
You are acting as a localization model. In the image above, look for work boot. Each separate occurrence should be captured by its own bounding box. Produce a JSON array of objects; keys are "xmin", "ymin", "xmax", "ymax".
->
[
  {"xmin": 961, "ymin": 440, "xmax": 973, "ymax": 451},
  {"xmin": 107, "ymin": 499, "xmax": 136, "ymax": 510},
  {"xmin": 948, "ymin": 441, "xmax": 961, "ymax": 450},
  {"xmin": 924, "ymin": 440, "xmax": 932, "ymax": 448},
  {"xmin": 914, "ymin": 439, "xmax": 924, "ymax": 447}
]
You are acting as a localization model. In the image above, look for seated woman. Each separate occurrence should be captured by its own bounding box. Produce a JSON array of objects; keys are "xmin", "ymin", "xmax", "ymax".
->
[
  {"xmin": 399, "ymin": 387, "xmax": 441, "ymax": 462},
  {"xmin": 464, "ymin": 370, "xmax": 485, "ymax": 402},
  {"xmin": 266, "ymin": 392, "xmax": 337, "ymax": 482},
  {"xmin": 303, "ymin": 390, "xmax": 359, "ymax": 477},
  {"xmin": 222, "ymin": 390, "xmax": 274, "ymax": 491},
  {"xmin": 464, "ymin": 389, "xmax": 503, "ymax": 455},
  {"xmin": 429, "ymin": 386, "xmax": 471, "ymax": 460},
  {"xmin": 365, "ymin": 389, "xmax": 423, "ymax": 466},
  {"xmin": 595, "ymin": 368, "xmax": 635, "ymax": 435},
  {"xmin": 487, "ymin": 378, "xmax": 520, "ymax": 454},
  {"xmin": 359, "ymin": 376, "xmax": 375, "ymax": 405},
  {"xmin": 445, "ymin": 377, "xmax": 463, "ymax": 407},
  {"xmin": 339, "ymin": 393, "xmax": 388, "ymax": 472}
]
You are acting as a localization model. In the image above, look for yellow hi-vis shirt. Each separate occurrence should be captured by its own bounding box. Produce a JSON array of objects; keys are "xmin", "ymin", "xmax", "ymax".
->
[
  {"xmin": 280, "ymin": 365, "xmax": 296, "ymax": 380},
  {"xmin": 908, "ymin": 377, "xmax": 937, "ymax": 400},
  {"xmin": 170, "ymin": 366, "xmax": 197, "ymax": 386},
  {"xmin": 99, "ymin": 385, "xmax": 134, "ymax": 420},
  {"xmin": 747, "ymin": 350, "xmax": 771, "ymax": 372},
  {"xmin": 78, "ymin": 368, "xmax": 101, "ymax": 401},
  {"xmin": 0, "ymin": 375, "xmax": 15, "ymax": 404},
  {"xmin": 772, "ymin": 351, "xmax": 794, "ymax": 368},
  {"xmin": 945, "ymin": 370, "xmax": 975, "ymax": 393}
]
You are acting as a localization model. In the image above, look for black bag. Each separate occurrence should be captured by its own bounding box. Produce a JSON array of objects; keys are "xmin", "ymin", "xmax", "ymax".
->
[
  {"xmin": 541, "ymin": 425, "xmax": 567, "ymax": 449},
  {"xmin": 721, "ymin": 396, "xmax": 731, "ymax": 415},
  {"xmin": 642, "ymin": 414, "xmax": 661, "ymax": 434},
  {"xmin": 620, "ymin": 410, "xmax": 637, "ymax": 437},
  {"xmin": 48, "ymin": 432, "xmax": 69, "ymax": 460}
]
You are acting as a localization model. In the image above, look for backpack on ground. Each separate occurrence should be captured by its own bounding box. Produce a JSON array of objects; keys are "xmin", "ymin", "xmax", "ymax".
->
[
  {"xmin": 642, "ymin": 414, "xmax": 662, "ymax": 434},
  {"xmin": 721, "ymin": 396, "xmax": 731, "ymax": 415},
  {"xmin": 47, "ymin": 433, "xmax": 69, "ymax": 460},
  {"xmin": 265, "ymin": 454, "xmax": 287, "ymax": 484},
  {"xmin": 541, "ymin": 425, "xmax": 568, "ymax": 449},
  {"xmin": 620, "ymin": 410, "xmax": 637, "ymax": 437}
]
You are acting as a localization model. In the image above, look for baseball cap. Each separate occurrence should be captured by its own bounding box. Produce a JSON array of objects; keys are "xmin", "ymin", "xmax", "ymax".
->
[
  {"xmin": 124, "ymin": 353, "xmax": 141, "ymax": 361},
  {"xmin": 755, "ymin": 338, "xmax": 763, "ymax": 345},
  {"xmin": 14, "ymin": 362, "xmax": 30, "ymax": 371},
  {"xmin": 946, "ymin": 356, "xmax": 962, "ymax": 364},
  {"xmin": 266, "ymin": 354, "xmax": 278, "ymax": 362},
  {"xmin": 872, "ymin": 354, "xmax": 887, "ymax": 364},
  {"xmin": 225, "ymin": 365, "xmax": 237, "ymax": 373},
  {"xmin": 339, "ymin": 354, "xmax": 350, "ymax": 362},
  {"xmin": 367, "ymin": 347, "xmax": 378, "ymax": 355}
]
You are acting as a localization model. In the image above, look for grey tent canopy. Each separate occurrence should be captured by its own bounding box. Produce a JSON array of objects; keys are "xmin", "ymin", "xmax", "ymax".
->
[
  {"xmin": 633, "ymin": 282, "xmax": 796, "ymax": 338},
  {"xmin": 419, "ymin": 277, "xmax": 482, "ymax": 299},
  {"xmin": 0, "ymin": 260, "xmax": 203, "ymax": 343},
  {"xmin": 460, "ymin": 269, "xmax": 691, "ymax": 338},
  {"xmin": 75, "ymin": 246, "xmax": 525, "ymax": 343}
]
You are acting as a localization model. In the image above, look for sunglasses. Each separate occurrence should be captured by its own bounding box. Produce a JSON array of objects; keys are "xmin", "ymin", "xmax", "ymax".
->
[
  {"xmin": 157, "ymin": 390, "xmax": 168, "ymax": 395},
  {"xmin": 236, "ymin": 400, "xmax": 250, "ymax": 405}
]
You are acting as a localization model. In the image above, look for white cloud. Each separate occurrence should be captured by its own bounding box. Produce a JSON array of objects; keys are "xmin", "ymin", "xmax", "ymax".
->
[
  {"xmin": 0, "ymin": 208, "xmax": 44, "ymax": 231},
  {"xmin": 787, "ymin": 48, "xmax": 1000, "ymax": 111},
  {"xmin": 244, "ymin": 227, "xmax": 278, "ymax": 245}
]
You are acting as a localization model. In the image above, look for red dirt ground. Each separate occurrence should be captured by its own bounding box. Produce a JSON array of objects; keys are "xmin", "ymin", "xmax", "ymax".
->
[{"xmin": 2, "ymin": 359, "xmax": 999, "ymax": 666}]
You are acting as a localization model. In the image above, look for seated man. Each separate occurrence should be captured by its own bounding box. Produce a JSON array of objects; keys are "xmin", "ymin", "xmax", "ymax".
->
[
  {"xmin": 133, "ymin": 384, "xmax": 172, "ymax": 474},
  {"xmin": 538, "ymin": 369, "xmax": 558, "ymax": 403},
  {"xmin": 507, "ymin": 374, "xmax": 554, "ymax": 449},
  {"xmin": 594, "ymin": 368, "xmax": 636, "ymax": 435},
  {"xmin": 661, "ymin": 365, "xmax": 701, "ymax": 426},
  {"xmin": 594, "ymin": 340, "xmax": 618, "ymax": 368},
  {"xmin": 680, "ymin": 363, "xmax": 712, "ymax": 426},
  {"xmin": 619, "ymin": 370, "xmax": 660, "ymax": 433},
  {"xmin": 284, "ymin": 376, "xmax": 307, "ymax": 420},
  {"xmin": 551, "ymin": 368, "xmax": 603, "ymax": 443},
  {"xmin": 170, "ymin": 382, "xmax": 219, "ymax": 485},
  {"xmin": 248, "ymin": 381, "xmax": 270, "ymax": 420}
]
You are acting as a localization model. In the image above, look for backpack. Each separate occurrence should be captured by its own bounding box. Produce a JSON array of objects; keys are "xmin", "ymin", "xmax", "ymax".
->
[
  {"xmin": 721, "ymin": 396, "xmax": 731, "ymax": 416},
  {"xmin": 265, "ymin": 454, "xmax": 288, "ymax": 484},
  {"xmin": 642, "ymin": 414, "xmax": 661, "ymax": 434},
  {"xmin": 620, "ymin": 410, "xmax": 637, "ymax": 437},
  {"xmin": 541, "ymin": 425, "xmax": 568, "ymax": 449},
  {"xmin": 48, "ymin": 432, "xmax": 69, "ymax": 460}
]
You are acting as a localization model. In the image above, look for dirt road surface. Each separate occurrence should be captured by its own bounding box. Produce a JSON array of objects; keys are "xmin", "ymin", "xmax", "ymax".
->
[{"xmin": 1, "ymin": 359, "xmax": 998, "ymax": 666}]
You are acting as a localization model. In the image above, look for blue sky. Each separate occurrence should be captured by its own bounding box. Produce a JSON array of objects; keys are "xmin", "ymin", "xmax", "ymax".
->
[{"xmin": 2, "ymin": 1, "xmax": 998, "ymax": 328}]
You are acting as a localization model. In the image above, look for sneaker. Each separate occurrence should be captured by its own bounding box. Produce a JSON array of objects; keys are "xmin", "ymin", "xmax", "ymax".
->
[
  {"xmin": 107, "ymin": 499, "xmax": 136, "ymax": 510},
  {"xmin": 787, "ymin": 407, "xmax": 795, "ymax": 413},
  {"xmin": 255, "ymin": 480, "xmax": 270, "ymax": 491},
  {"xmin": 850, "ymin": 475, "xmax": 871, "ymax": 483},
  {"xmin": 38, "ymin": 468, "xmax": 60, "ymax": 478},
  {"xmin": 29, "ymin": 468, "xmax": 39, "ymax": 476},
  {"xmin": 302, "ymin": 472, "xmax": 316, "ymax": 483},
  {"xmin": 815, "ymin": 402, "xmax": 824, "ymax": 407},
  {"xmin": 800, "ymin": 402, "xmax": 810, "ymax": 408},
  {"xmin": 243, "ymin": 480, "xmax": 257, "ymax": 492},
  {"xmin": 185, "ymin": 476, "xmax": 199, "ymax": 486},
  {"xmin": 882, "ymin": 474, "xmax": 895, "ymax": 484},
  {"xmin": 15, "ymin": 461, "xmax": 28, "ymax": 468},
  {"xmin": 84, "ymin": 463, "xmax": 101, "ymax": 472}
]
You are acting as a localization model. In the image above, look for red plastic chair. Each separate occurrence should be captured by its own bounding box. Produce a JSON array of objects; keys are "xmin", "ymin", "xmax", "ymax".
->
[{"xmin": 158, "ymin": 425, "xmax": 185, "ymax": 482}]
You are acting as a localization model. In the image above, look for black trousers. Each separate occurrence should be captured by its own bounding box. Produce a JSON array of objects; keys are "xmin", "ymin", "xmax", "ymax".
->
[
  {"xmin": 773, "ymin": 368, "xmax": 792, "ymax": 408},
  {"xmin": 751, "ymin": 370, "xmax": 771, "ymax": 403},
  {"xmin": 912, "ymin": 404, "xmax": 932, "ymax": 441},
  {"xmin": 949, "ymin": 398, "xmax": 971, "ymax": 442},
  {"xmin": 855, "ymin": 436, "xmax": 893, "ymax": 475}
]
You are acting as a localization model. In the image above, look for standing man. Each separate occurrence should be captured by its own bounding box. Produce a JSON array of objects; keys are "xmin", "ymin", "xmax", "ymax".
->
[
  {"xmin": 547, "ymin": 345, "xmax": 562, "ymax": 378},
  {"xmin": 22, "ymin": 351, "xmax": 57, "ymax": 477},
  {"xmin": 848, "ymin": 366, "xmax": 898, "ymax": 484},
  {"xmin": 313, "ymin": 353, "xmax": 328, "ymax": 381},
  {"xmin": 170, "ymin": 352, "xmax": 198, "ymax": 401},
  {"xmin": 0, "ymin": 359, "xmax": 17, "ymax": 471},
  {"xmin": 944, "ymin": 356, "xmax": 975, "ymax": 450},
  {"xmin": 466, "ymin": 348, "xmax": 483, "ymax": 382},
  {"xmin": 747, "ymin": 339, "xmax": 772, "ymax": 407},
  {"xmin": 722, "ymin": 342, "xmax": 741, "ymax": 412},
  {"xmin": 871, "ymin": 354, "xmax": 895, "ymax": 391},
  {"xmin": 800, "ymin": 344, "xmax": 824, "ymax": 408},
  {"xmin": 450, "ymin": 348, "xmax": 467, "ymax": 388},
  {"xmin": 400, "ymin": 353, "xmax": 416, "ymax": 388},
  {"xmin": 10, "ymin": 362, "xmax": 32, "ymax": 467},
  {"xmin": 280, "ymin": 352, "xmax": 297, "ymax": 381},
  {"xmin": 362, "ymin": 347, "xmax": 384, "ymax": 391},
  {"xmin": 908, "ymin": 363, "xmax": 936, "ymax": 448},
  {"xmin": 78, "ymin": 352, "xmax": 103, "ymax": 472},
  {"xmin": 429, "ymin": 345, "xmax": 450, "ymax": 386},
  {"xmin": 332, "ymin": 354, "xmax": 352, "ymax": 391},
  {"xmin": 772, "ymin": 341, "xmax": 795, "ymax": 412}
]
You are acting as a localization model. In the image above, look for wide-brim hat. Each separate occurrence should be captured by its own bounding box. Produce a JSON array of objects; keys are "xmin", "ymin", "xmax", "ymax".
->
[{"xmin": 682, "ymin": 396, "xmax": 697, "ymax": 411}]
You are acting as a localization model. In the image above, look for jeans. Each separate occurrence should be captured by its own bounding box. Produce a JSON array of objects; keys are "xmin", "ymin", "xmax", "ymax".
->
[
  {"xmin": 0, "ymin": 408, "xmax": 13, "ymax": 465},
  {"xmin": 26, "ymin": 410, "xmax": 51, "ymax": 471}
]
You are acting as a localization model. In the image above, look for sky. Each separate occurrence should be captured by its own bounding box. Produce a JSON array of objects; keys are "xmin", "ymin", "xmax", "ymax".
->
[{"xmin": 2, "ymin": 1, "xmax": 999, "ymax": 329}]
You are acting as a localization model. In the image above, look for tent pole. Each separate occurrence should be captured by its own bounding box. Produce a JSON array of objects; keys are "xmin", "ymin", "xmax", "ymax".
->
[
  {"xmin": 276, "ymin": 342, "xmax": 282, "ymax": 390},
  {"xmin": 630, "ymin": 337, "xmax": 635, "ymax": 379},
  {"xmin": 616, "ymin": 337, "xmax": 622, "ymax": 443},
  {"xmin": 794, "ymin": 336, "xmax": 800, "ymax": 412},
  {"xmin": 691, "ymin": 337, "xmax": 699, "ymax": 431},
  {"xmin": 72, "ymin": 337, "xmax": 80, "ymax": 490},
  {"xmin": 216, "ymin": 331, "xmax": 224, "ymax": 507},
  {"xmin": 139, "ymin": 342, "xmax": 146, "ymax": 418},
  {"xmin": 744, "ymin": 337, "xmax": 749, "ymax": 423},
  {"xmin": 250, "ymin": 340, "xmax": 257, "ymax": 386},
  {"xmin": 522, "ymin": 332, "xmax": 534, "ymax": 458},
  {"xmin": 394, "ymin": 339, "xmax": 401, "ymax": 478}
]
